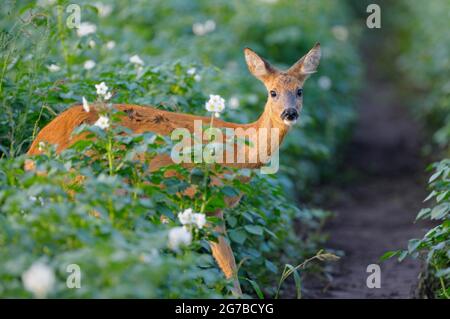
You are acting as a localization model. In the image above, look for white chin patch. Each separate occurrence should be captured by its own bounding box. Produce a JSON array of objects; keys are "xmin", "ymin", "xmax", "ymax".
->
[{"xmin": 283, "ymin": 119, "xmax": 297, "ymax": 126}]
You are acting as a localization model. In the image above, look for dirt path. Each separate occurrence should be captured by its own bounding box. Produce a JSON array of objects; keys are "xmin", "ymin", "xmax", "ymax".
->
[{"xmin": 303, "ymin": 37, "xmax": 429, "ymax": 298}]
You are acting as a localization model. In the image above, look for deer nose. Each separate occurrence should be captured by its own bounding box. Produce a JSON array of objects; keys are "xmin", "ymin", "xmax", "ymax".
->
[{"xmin": 281, "ymin": 108, "xmax": 299, "ymax": 121}]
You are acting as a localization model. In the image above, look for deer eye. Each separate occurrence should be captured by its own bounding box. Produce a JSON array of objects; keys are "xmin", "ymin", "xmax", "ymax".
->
[
  {"xmin": 297, "ymin": 88, "xmax": 303, "ymax": 97},
  {"xmin": 270, "ymin": 90, "xmax": 277, "ymax": 98}
]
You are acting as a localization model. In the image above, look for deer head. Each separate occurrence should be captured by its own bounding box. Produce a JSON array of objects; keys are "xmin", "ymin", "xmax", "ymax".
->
[{"xmin": 244, "ymin": 43, "xmax": 321, "ymax": 126}]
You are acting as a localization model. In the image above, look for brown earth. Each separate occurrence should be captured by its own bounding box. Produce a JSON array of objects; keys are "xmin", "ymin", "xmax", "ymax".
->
[{"xmin": 301, "ymin": 36, "xmax": 431, "ymax": 299}]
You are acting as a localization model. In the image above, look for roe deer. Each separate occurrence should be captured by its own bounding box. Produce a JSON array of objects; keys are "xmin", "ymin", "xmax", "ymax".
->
[{"xmin": 27, "ymin": 43, "xmax": 321, "ymax": 295}]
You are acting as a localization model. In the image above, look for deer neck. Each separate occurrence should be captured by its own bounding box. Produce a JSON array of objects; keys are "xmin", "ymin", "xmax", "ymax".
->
[
  {"xmin": 238, "ymin": 103, "xmax": 290, "ymax": 165},
  {"xmin": 254, "ymin": 104, "xmax": 290, "ymax": 147}
]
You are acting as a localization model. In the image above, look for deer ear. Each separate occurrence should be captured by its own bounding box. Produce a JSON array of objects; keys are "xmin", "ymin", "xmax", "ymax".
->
[
  {"xmin": 287, "ymin": 43, "xmax": 321, "ymax": 79},
  {"xmin": 244, "ymin": 48, "xmax": 276, "ymax": 81}
]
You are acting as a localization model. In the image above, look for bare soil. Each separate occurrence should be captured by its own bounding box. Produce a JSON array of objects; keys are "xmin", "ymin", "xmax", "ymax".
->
[{"xmin": 301, "ymin": 39, "xmax": 430, "ymax": 299}]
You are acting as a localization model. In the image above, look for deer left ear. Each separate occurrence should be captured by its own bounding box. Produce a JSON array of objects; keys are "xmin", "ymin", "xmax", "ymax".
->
[
  {"xmin": 244, "ymin": 48, "xmax": 277, "ymax": 82},
  {"xmin": 287, "ymin": 43, "xmax": 321, "ymax": 79}
]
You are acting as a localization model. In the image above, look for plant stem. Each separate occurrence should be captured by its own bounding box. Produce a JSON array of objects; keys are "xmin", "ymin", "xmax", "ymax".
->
[
  {"xmin": 275, "ymin": 250, "xmax": 325, "ymax": 299},
  {"xmin": 198, "ymin": 114, "xmax": 215, "ymax": 213},
  {"xmin": 200, "ymin": 163, "xmax": 209, "ymax": 214},
  {"xmin": 56, "ymin": 5, "xmax": 70, "ymax": 71},
  {"xmin": 435, "ymin": 264, "xmax": 450, "ymax": 299},
  {"xmin": 107, "ymin": 136, "xmax": 114, "ymax": 175},
  {"xmin": 439, "ymin": 276, "xmax": 449, "ymax": 299},
  {"xmin": 209, "ymin": 113, "xmax": 214, "ymax": 128}
]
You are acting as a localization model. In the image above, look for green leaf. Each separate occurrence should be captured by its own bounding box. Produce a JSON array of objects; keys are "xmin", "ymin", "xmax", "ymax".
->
[
  {"xmin": 424, "ymin": 190, "xmax": 437, "ymax": 202},
  {"xmin": 244, "ymin": 225, "xmax": 263, "ymax": 236},
  {"xmin": 244, "ymin": 278, "xmax": 264, "ymax": 299},
  {"xmin": 431, "ymin": 203, "xmax": 449, "ymax": 220},
  {"xmin": 429, "ymin": 170, "xmax": 442, "ymax": 183},
  {"xmin": 226, "ymin": 216, "xmax": 237, "ymax": 228},
  {"xmin": 265, "ymin": 260, "xmax": 278, "ymax": 273},
  {"xmin": 19, "ymin": 2, "xmax": 37, "ymax": 15},
  {"xmin": 416, "ymin": 208, "xmax": 431, "ymax": 220},
  {"xmin": 407, "ymin": 239, "xmax": 421, "ymax": 253},
  {"xmin": 221, "ymin": 186, "xmax": 238, "ymax": 197},
  {"xmin": 229, "ymin": 229, "xmax": 247, "ymax": 244},
  {"xmin": 398, "ymin": 250, "xmax": 408, "ymax": 262},
  {"xmin": 189, "ymin": 167, "xmax": 204, "ymax": 185},
  {"xmin": 436, "ymin": 191, "xmax": 448, "ymax": 203},
  {"xmin": 380, "ymin": 250, "xmax": 399, "ymax": 261},
  {"xmin": 285, "ymin": 264, "xmax": 302, "ymax": 299},
  {"xmin": 435, "ymin": 268, "xmax": 450, "ymax": 278}
]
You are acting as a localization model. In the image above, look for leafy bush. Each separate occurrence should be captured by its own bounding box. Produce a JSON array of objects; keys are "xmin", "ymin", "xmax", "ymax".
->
[
  {"xmin": 0, "ymin": 138, "xmax": 228, "ymax": 298},
  {"xmin": 385, "ymin": 0, "xmax": 450, "ymax": 151},
  {"xmin": 0, "ymin": 0, "xmax": 359, "ymax": 297},
  {"xmin": 0, "ymin": 102, "xmax": 329, "ymax": 297},
  {"xmin": 0, "ymin": 0, "xmax": 362, "ymax": 192},
  {"xmin": 384, "ymin": 160, "xmax": 450, "ymax": 298},
  {"xmin": 379, "ymin": 1, "xmax": 450, "ymax": 299}
]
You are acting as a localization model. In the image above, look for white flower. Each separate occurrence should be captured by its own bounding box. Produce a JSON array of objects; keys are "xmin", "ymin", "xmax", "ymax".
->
[
  {"xmin": 192, "ymin": 213, "xmax": 206, "ymax": 229},
  {"xmin": 94, "ymin": 82, "xmax": 112, "ymax": 100},
  {"xmin": 88, "ymin": 40, "xmax": 96, "ymax": 48},
  {"xmin": 106, "ymin": 40, "xmax": 116, "ymax": 50},
  {"xmin": 94, "ymin": 115, "xmax": 110, "ymax": 129},
  {"xmin": 38, "ymin": 141, "xmax": 46, "ymax": 151},
  {"xmin": 178, "ymin": 208, "xmax": 194, "ymax": 225},
  {"xmin": 168, "ymin": 226, "xmax": 192, "ymax": 251},
  {"xmin": 76, "ymin": 22, "xmax": 97, "ymax": 37},
  {"xmin": 192, "ymin": 20, "xmax": 216, "ymax": 36},
  {"xmin": 22, "ymin": 262, "xmax": 55, "ymax": 298},
  {"xmin": 95, "ymin": 82, "xmax": 108, "ymax": 96},
  {"xmin": 29, "ymin": 196, "xmax": 44, "ymax": 206},
  {"xmin": 47, "ymin": 64, "xmax": 60, "ymax": 72},
  {"xmin": 129, "ymin": 54, "xmax": 144, "ymax": 66},
  {"xmin": 318, "ymin": 76, "xmax": 332, "ymax": 90},
  {"xmin": 187, "ymin": 67, "xmax": 196, "ymax": 75},
  {"xmin": 331, "ymin": 25, "xmax": 349, "ymax": 42},
  {"xmin": 192, "ymin": 22, "xmax": 206, "ymax": 36},
  {"xmin": 177, "ymin": 208, "xmax": 206, "ymax": 229},
  {"xmin": 229, "ymin": 96, "xmax": 240, "ymax": 109},
  {"xmin": 83, "ymin": 60, "xmax": 96, "ymax": 70},
  {"xmin": 205, "ymin": 95, "xmax": 226, "ymax": 117},
  {"xmin": 94, "ymin": 2, "xmax": 113, "ymax": 17},
  {"xmin": 82, "ymin": 97, "xmax": 90, "ymax": 112},
  {"xmin": 204, "ymin": 20, "xmax": 216, "ymax": 33},
  {"xmin": 194, "ymin": 74, "xmax": 201, "ymax": 82}
]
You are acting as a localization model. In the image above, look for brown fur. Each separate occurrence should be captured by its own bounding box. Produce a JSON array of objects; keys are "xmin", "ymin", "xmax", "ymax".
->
[{"xmin": 27, "ymin": 45, "xmax": 321, "ymax": 295}]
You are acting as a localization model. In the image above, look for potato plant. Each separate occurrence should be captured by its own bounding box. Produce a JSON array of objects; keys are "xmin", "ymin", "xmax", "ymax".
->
[{"xmin": 0, "ymin": 0, "xmax": 360, "ymax": 297}]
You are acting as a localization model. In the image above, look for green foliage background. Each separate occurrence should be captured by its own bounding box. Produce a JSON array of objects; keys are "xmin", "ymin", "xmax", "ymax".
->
[
  {"xmin": 380, "ymin": 0, "xmax": 450, "ymax": 298},
  {"xmin": 0, "ymin": 0, "xmax": 362, "ymax": 298}
]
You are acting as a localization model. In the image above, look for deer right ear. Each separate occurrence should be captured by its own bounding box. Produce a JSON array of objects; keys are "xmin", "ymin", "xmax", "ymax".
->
[
  {"xmin": 287, "ymin": 43, "xmax": 321, "ymax": 79},
  {"xmin": 244, "ymin": 48, "xmax": 276, "ymax": 81}
]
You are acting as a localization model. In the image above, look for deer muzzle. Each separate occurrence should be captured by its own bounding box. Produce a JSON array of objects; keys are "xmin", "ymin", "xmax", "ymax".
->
[{"xmin": 281, "ymin": 108, "xmax": 299, "ymax": 123}]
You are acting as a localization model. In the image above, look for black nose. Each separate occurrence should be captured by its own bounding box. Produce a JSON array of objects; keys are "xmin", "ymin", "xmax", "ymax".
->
[{"xmin": 281, "ymin": 108, "xmax": 299, "ymax": 121}]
